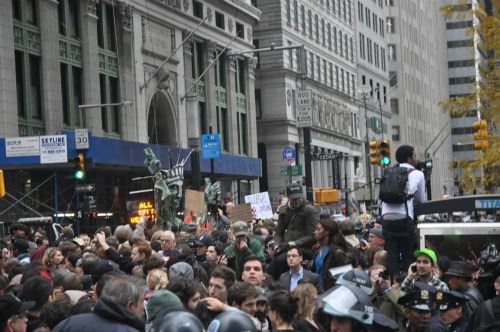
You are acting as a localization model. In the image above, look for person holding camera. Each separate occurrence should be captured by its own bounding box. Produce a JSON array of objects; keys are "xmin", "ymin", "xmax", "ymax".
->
[
  {"xmin": 267, "ymin": 183, "xmax": 319, "ymax": 280},
  {"xmin": 223, "ymin": 221, "xmax": 265, "ymax": 279},
  {"xmin": 369, "ymin": 264, "xmax": 406, "ymax": 332}
]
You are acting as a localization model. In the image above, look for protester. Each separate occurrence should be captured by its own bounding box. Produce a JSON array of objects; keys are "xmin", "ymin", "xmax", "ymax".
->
[
  {"xmin": 400, "ymin": 248, "xmax": 448, "ymax": 292},
  {"xmin": 268, "ymin": 183, "xmax": 319, "ymax": 280},
  {"xmin": 292, "ymin": 283, "xmax": 326, "ymax": 332},
  {"xmin": 278, "ymin": 246, "xmax": 323, "ymax": 293},
  {"xmin": 310, "ymin": 218, "xmax": 349, "ymax": 291},
  {"xmin": 223, "ymin": 221, "xmax": 265, "ymax": 279},
  {"xmin": 268, "ymin": 291, "xmax": 299, "ymax": 332}
]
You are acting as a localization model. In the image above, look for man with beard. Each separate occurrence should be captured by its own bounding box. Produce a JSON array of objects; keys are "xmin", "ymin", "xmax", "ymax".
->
[{"xmin": 400, "ymin": 249, "xmax": 448, "ymax": 292}]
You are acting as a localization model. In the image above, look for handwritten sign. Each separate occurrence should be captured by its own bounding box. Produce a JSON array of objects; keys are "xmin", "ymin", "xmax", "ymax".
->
[
  {"xmin": 229, "ymin": 203, "xmax": 253, "ymax": 222},
  {"xmin": 184, "ymin": 189, "xmax": 205, "ymax": 216},
  {"xmin": 244, "ymin": 192, "xmax": 273, "ymax": 220}
]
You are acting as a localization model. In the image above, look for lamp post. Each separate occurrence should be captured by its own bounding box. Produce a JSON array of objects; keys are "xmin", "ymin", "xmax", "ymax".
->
[
  {"xmin": 78, "ymin": 101, "xmax": 133, "ymax": 127},
  {"xmin": 357, "ymin": 85, "xmax": 373, "ymax": 204}
]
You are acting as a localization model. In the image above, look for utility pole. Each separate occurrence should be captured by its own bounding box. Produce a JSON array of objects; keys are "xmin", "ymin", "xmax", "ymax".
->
[{"xmin": 358, "ymin": 85, "xmax": 373, "ymax": 204}]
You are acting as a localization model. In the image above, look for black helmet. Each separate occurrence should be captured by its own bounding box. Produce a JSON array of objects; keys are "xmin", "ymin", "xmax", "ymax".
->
[
  {"xmin": 152, "ymin": 308, "xmax": 204, "ymax": 332},
  {"xmin": 321, "ymin": 284, "xmax": 374, "ymax": 326},
  {"xmin": 336, "ymin": 269, "xmax": 373, "ymax": 295},
  {"xmin": 207, "ymin": 310, "xmax": 257, "ymax": 332}
]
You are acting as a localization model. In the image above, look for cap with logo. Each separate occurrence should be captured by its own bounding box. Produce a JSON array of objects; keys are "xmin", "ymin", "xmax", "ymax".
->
[
  {"xmin": 397, "ymin": 289, "xmax": 433, "ymax": 310},
  {"xmin": 413, "ymin": 248, "xmax": 437, "ymax": 265},
  {"xmin": 435, "ymin": 290, "xmax": 468, "ymax": 311},
  {"xmin": 233, "ymin": 221, "xmax": 249, "ymax": 237},
  {"xmin": 286, "ymin": 183, "xmax": 303, "ymax": 199},
  {"xmin": 195, "ymin": 234, "xmax": 213, "ymax": 247}
]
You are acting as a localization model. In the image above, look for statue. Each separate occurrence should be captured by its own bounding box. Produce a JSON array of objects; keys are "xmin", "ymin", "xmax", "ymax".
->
[{"xmin": 144, "ymin": 148, "xmax": 190, "ymax": 230}]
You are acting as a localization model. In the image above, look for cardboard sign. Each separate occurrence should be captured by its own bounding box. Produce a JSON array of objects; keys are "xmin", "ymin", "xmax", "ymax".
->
[
  {"xmin": 244, "ymin": 192, "xmax": 273, "ymax": 220},
  {"xmin": 184, "ymin": 189, "xmax": 205, "ymax": 215},
  {"xmin": 229, "ymin": 203, "xmax": 253, "ymax": 222}
]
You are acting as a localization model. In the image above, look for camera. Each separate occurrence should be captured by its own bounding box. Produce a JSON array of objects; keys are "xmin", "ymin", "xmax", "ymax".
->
[
  {"xmin": 379, "ymin": 270, "xmax": 390, "ymax": 280},
  {"xmin": 225, "ymin": 255, "xmax": 236, "ymax": 265}
]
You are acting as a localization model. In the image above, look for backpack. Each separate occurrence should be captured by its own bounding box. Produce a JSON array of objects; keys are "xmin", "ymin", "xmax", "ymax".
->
[{"xmin": 379, "ymin": 164, "xmax": 415, "ymax": 204}]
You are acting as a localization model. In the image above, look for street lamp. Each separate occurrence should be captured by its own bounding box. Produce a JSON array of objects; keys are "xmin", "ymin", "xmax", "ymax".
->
[
  {"xmin": 357, "ymin": 84, "xmax": 373, "ymax": 204},
  {"xmin": 78, "ymin": 101, "xmax": 133, "ymax": 127}
]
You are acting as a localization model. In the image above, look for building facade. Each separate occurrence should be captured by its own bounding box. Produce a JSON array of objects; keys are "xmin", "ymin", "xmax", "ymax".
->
[
  {"xmin": 252, "ymin": 0, "xmax": 363, "ymax": 209},
  {"xmin": 385, "ymin": 0, "xmax": 454, "ymax": 200},
  {"xmin": 0, "ymin": 0, "xmax": 261, "ymax": 223}
]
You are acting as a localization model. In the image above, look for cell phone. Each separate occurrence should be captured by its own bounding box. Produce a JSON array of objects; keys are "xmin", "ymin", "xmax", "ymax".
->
[{"xmin": 411, "ymin": 265, "xmax": 417, "ymax": 273}]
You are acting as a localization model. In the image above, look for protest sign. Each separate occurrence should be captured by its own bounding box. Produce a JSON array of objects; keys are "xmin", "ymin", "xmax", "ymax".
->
[
  {"xmin": 229, "ymin": 203, "xmax": 253, "ymax": 222},
  {"xmin": 244, "ymin": 192, "xmax": 273, "ymax": 220}
]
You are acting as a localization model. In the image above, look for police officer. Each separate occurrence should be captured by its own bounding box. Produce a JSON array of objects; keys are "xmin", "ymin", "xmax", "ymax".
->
[
  {"xmin": 398, "ymin": 290, "xmax": 434, "ymax": 332},
  {"xmin": 435, "ymin": 290, "xmax": 469, "ymax": 332}
]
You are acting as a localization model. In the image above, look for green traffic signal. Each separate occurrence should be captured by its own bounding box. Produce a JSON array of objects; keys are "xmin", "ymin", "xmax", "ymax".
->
[
  {"xmin": 379, "ymin": 140, "xmax": 391, "ymax": 166},
  {"xmin": 380, "ymin": 156, "xmax": 390, "ymax": 165},
  {"xmin": 75, "ymin": 170, "xmax": 84, "ymax": 180}
]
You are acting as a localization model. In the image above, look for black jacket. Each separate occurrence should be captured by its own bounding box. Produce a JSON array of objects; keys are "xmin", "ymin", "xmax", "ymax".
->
[{"xmin": 53, "ymin": 298, "xmax": 145, "ymax": 332}]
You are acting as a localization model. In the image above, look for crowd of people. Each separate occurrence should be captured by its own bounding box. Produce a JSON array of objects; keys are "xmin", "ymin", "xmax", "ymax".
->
[{"xmin": 0, "ymin": 147, "xmax": 499, "ymax": 332}]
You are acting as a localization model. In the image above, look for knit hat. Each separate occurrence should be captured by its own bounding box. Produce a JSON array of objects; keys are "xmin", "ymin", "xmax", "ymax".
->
[
  {"xmin": 369, "ymin": 226, "xmax": 384, "ymax": 240},
  {"xmin": 168, "ymin": 262, "xmax": 194, "ymax": 280},
  {"xmin": 146, "ymin": 290, "xmax": 183, "ymax": 321}
]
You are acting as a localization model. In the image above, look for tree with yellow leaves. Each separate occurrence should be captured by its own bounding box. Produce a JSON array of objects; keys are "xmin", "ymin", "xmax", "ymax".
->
[{"xmin": 440, "ymin": 0, "xmax": 499, "ymax": 194}]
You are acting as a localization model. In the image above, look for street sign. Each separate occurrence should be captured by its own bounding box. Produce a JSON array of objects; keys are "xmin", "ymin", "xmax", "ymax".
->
[
  {"xmin": 313, "ymin": 153, "xmax": 340, "ymax": 161},
  {"xmin": 294, "ymin": 90, "xmax": 312, "ymax": 128},
  {"xmin": 280, "ymin": 165, "xmax": 302, "ymax": 176},
  {"xmin": 201, "ymin": 134, "xmax": 221, "ymax": 159},
  {"xmin": 75, "ymin": 129, "xmax": 90, "ymax": 149},
  {"xmin": 75, "ymin": 184, "xmax": 95, "ymax": 192},
  {"xmin": 282, "ymin": 147, "xmax": 296, "ymax": 165}
]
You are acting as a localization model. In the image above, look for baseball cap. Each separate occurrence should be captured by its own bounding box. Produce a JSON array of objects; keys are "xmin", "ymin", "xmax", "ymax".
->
[
  {"xmin": 286, "ymin": 183, "xmax": 303, "ymax": 199},
  {"xmin": 233, "ymin": 221, "xmax": 249, "ymax": 236},
  {"xmin": 413, "ymin": 248, "xmax": 437, "ymax": 265},
  {"xmin": 0, "ymin": 295, "xmax": 35, "ymax": 324},
  {"xmin": 195, "ymin": 234, "xmax": 213, "ymax": 247}
]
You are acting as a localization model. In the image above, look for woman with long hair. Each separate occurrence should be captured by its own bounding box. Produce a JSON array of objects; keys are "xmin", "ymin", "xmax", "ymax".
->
[
  {"xmin": 310, "ymin": 218, "xmax": 349, "ymax": 291},
  {"xmin": 42, "ymin": 247, "xmax": 64, "ymax": 275},
  {"xmin": 292, "ymin": 283, "xmax": 326, "ymax": 332},
  {"xmin": 268, "ymin": 290, "xmax": 299, "ymax": 332}
]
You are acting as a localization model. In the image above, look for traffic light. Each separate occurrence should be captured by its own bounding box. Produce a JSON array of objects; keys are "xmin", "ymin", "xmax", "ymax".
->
[
  {"xmin": 74, "ymin": 153, "xmax": 85, "ymax": 180},
  {"xmin": 369, "ymin": 140, "xmax": 380, "ymax": 165},
  {"xmin": 379, "ymin": 140, "xmax": 391, "ymax": 166},
  {"xmin": 0, "ymin": 170, "xmax": 5, "ymax": 198},
  {"xmin": 472, "ymin": 119, "xmax": 488, "ymax": 151}
]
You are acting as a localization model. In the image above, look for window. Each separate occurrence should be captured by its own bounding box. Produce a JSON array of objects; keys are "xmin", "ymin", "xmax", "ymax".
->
[
  {"xmin": 380, "ymin": 18, "xmax": 384, "ymax": 37},
  {"xmin": 386, "ymin": 0, "xmax": 394, "ymax": 6},
  {"xmin": 387, "ymin": 17, "xmax": 395, "ymax": 33},
  {"xmin": 301, "ymin": 5, "xmax": 306, "ymax": 33},
  {"xmin": 383, "ymin": 86, "xmax": 387, "ymax": 103},
  {"xmin": 334, "ymin": 27, "xmax": 338, "ymax": 53},
  {"xmin": 286, "ymin": 0, "xmax": 291, "ymax": 25},
  {"xmin": 321, "ymin": 19, "xmax": 325, "ymax": 45},
  {"xmin": 348, "ymin": 0, "xmax": 352, "ymax": 24},
  {"xmin": 366, "ymin": 9, "xmax": 370, "ymax": 28},
  {"xmin": 192, "ymin": 41, "xmax": 206, "ymax": 134},
  {"xmin": 235, "ymin": 59, "xmax": 247, "ymax": 155},
  {"xmin": 389, "ymin": 71, "xmax": 397, "ymax": 87},
  {"xmin": 335, "ymin": 65, "xmax": 339, "ymax": 90},
  {"xmin": 388, "ymin": 44, "xmax": 396, "ymax": 60},
  {"xmin": 236, "ymin": 22, "xmax": 244, "ymax": 38},
  {"xmin": 447, "ymin": 40, "xmax": 471, "ymax": 48},
  {"xmin": 327, "ymin": 23, "xmax": 332, "ymax": 49},
  {"xmin": 392, "ymin": 126, "xmax": 400, "ymax": 141},
  {"xmin": 294, "ymin": 1, "xmax": 298, "ymax": 28},
  {"xmin": 448, "ymin": 59, "xmax": 473, "ymax": 68},
  {"xmin": 446, "ymin": 21, "xmax": 473, "ymax": 29},
  {"xmin": 373, "ymin": 13, "xmax": 377, "ymax": 33},
  {"xmin": 339, "ymin": 30, "xmax": 343, "ymax": 56},
  {"xmin": 215, "ymin": 12, "xmax": 225, "ymax": 29},
  {"xmin": 315, "ymin": 14, "xmax": 319, "ymax": 41},
  {"xmin": 255, "ymin": 89, "xmax": 262, "ymax": 119},
  {"xmin": 350, "ymin": 37, "xmax": 353, "ymax": 61},
  {"xmin": 359, "ymin": 33, "xmax": 365, "ymax": 59},
  {"xmin": 193, "ymin": 1, "xmax": 203, "ymax": 19},
  {"xmin": 381, "ymin": 48, "xmax": 386, "ymax": 71},
  {"xmin": 214, "ymin": 49, "xmax": 228, "ymax": 151},
  {"xmin": 341, "ymin": 68, "xmax": 345, "ymax": 92},
  {"xmin": 358, "ymin": 2, "xmax": 363, "ymax": 22},
  {"xmin": 308, "ymin": 10, "xmax": 312, "ymax": 38},
  {"xmin": 97, "ymin": 1, "xmax": 120, "ymax": 134},
  {"xmin": 58, "ymin": 0, "xmax": 79, "ymax": 37}
]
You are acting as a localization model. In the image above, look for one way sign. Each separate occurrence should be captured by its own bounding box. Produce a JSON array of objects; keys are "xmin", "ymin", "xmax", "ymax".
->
[{"xmin": 75, "ymin": 184, "xmax": 95, "ymax": 192}]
